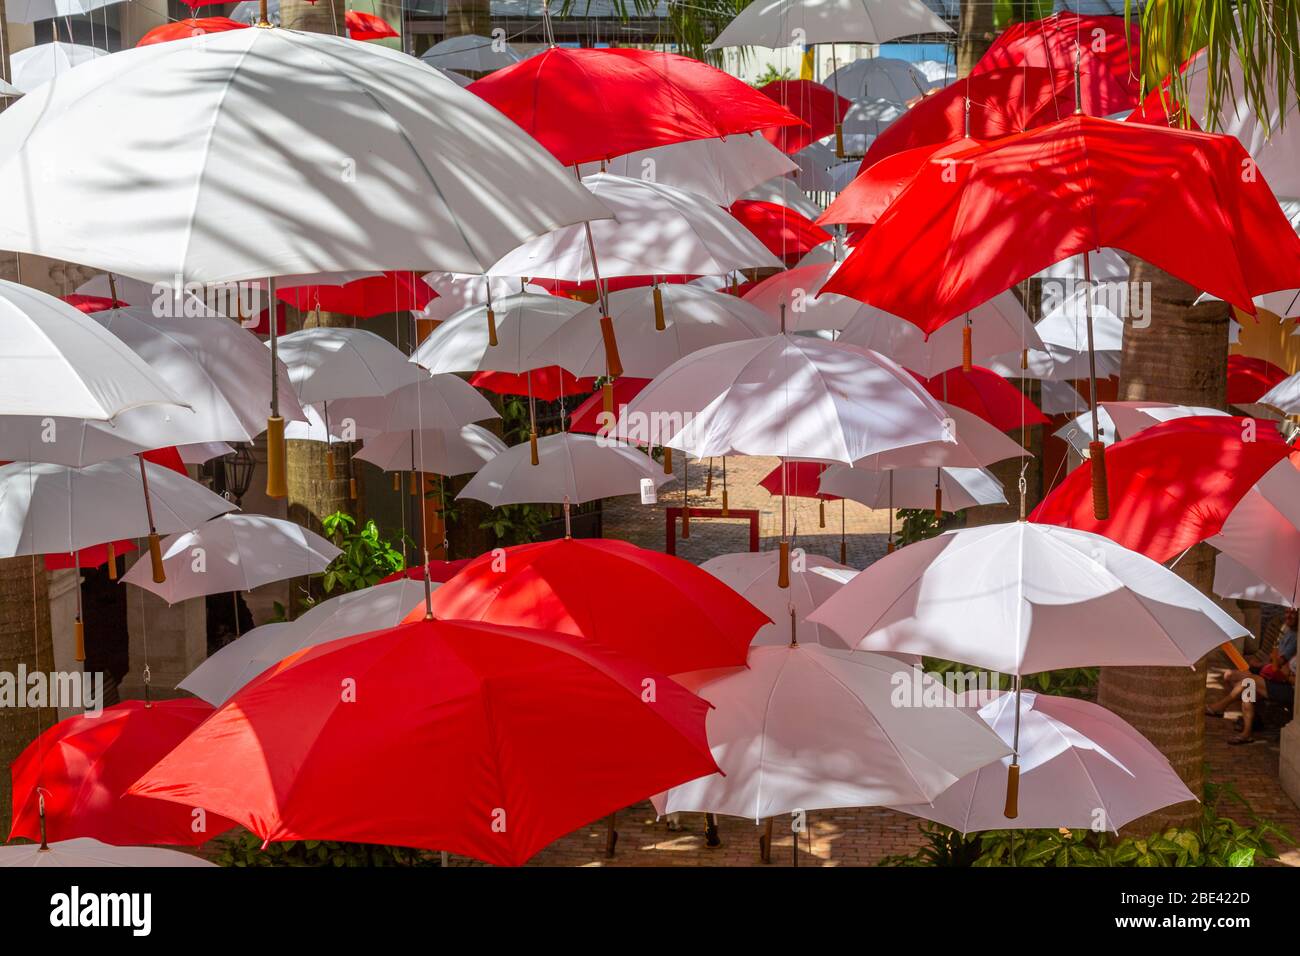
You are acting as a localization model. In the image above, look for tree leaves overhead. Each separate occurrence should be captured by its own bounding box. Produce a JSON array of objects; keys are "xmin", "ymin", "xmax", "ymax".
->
[{"xmin": 1134, "ymin": 0, "xmax": 1300, "ymax": 131}]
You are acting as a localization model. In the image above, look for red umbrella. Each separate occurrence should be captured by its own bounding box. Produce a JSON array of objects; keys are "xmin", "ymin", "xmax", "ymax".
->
[
  {"xmin": 378, "ymin": 557, "xmax": 473, "ymax": 585},
  {"xmin": 530, "ymin": 275, "xmax": 696, "ymax": 297},
  {"xmin": 10, "ymin": 700, "xmax": 237, "ymax": 847},
  {"xmin": 60, "ymin": 293, "xmax": 125, "ymax": 314},
  {"xmin": 825, "ymin": 115, "xmax": 1300, "ymax": 335},
  {"xmin": 729, "ymin": 200, "xmax": 830, "ymax": 265},
  {"xmin": 820, "ymin": 137, "xmax": 980, "ymax": 230},
  {"xmin": 1227, "ymin": 355, "xmax": 1289, "ymax": 405},
  {"xmin": 136, "ymin": 16, "xmax": 250, "ymax": 47},
  {"xmin": 569, "ymin": 377, "xmax": 652, "ymax": 436},
  {"xmin": 276, "ymin": 271, "xmax": 434, "ymax": 318},
  {"xmin": 44, "ymin": 539, "xmax": 136, "ymax": 572},
  {"xmin": 420, "ymin": 538, "xmax": 769, "ymax": 674},
  {"xmin": 346, "ymin": 10, "xmax": 398, "ymax": 41},
  {"xmin": 758, "ymin": 460, "xmax": 837, "ymax": 501},
  {"xmin": 756, "ymin": 79, "xmax": 852, "ymax": 154},
  {"xmin": 471, "ymin": 367, "xmax": 597, "ymax": 402},
  {"xmin": 1031, "ymin": 416, "xmax": 1291, "ymax": 562},
  {"xmin": 921, "ymin": 366, "xmax": 1050, "ymax": 432},
  {"xmin": 860, "ymin": 68, "xmax": 1091, "ymax": 168},
  {"xmin": 469, "ymin": 47, "xmax": 803, "ymax": 166},
  {"xmin": 129, "ymin": 620, "xmax": 719, "ymax": 866},
  {"xmin": 972, "ymin": 12, "xmax": 1142, "ymax": 113}
]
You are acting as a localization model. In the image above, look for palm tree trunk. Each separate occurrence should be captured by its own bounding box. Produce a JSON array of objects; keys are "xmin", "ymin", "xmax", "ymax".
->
[
  {"xmin": 0, "ymin": 557, "xmax": 56, "ymax": 835},
  {"xmin": 957, "ymin": 0, "xmax": 996, "ymax": 77},
  {"xmin": 1101, "ymin": 260, "xmax": 1230, "ymax": 831}
]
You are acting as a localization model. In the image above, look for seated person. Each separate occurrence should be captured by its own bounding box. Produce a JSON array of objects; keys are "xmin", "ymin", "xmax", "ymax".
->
[
  {"xmin": 1208, "ymin": 645, "xmax": 1296, "ymax": 745},
  {"xmin": 1222, "ymin": 608, "xmax": 1297, "ymax": 688}
]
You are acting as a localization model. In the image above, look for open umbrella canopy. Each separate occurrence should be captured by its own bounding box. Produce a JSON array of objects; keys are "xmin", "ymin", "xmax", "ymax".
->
[
  {"xmin": 120, "ymin": 514, "xmax": 340, "ymax": 604},
  {"xmin": 272, "ymin": 327, "xmax": 425, "ymax": 404},
  {"xmin": 469, "ymin": 46, "xmax": 804, "ymax": 166},
  {"xmin": 275, "ymin": 271, "xmax": 435, "ymax": 318},
  {"xmin": 129, "ymin": 619, "xmax": 720, "ymax": 867},
  {"xmin": 756, "ymin": 79, "xmax": 852, "ymax": 154},
  {"xmin": 826, "ymin": 116, "xmax": 1300, "ymax": 334},
  {"xmin": 1207, "ymin": 454, "xmax": 1300, "ymax": 606},
  {"xmin": 0, "ymin": 28, "xmax": 610, "ymax": 282},
  {"xmin": 346, "ymin": 10, "xmax": 398, "ymax": 41},
  {"xmin": 921, "ymin": 366, "xmax": 1051, "ymax": 431},
  {"xmin": 569, "ymin": 377, "xmax": 652, "ymax": 436},
  {"xmin": 136, "ymin": 16, "xmax": 249, "ymax": 46},
  {"xmin": 537, "ymin": 285, "xmax": 772, "ymax": 379},
  {"xmin": 0, "ymin": 281, "xmax": 186, "ymax": 422},
  {"xmin": 890, "ymin": 691, "xmax": 1196, "ymax": 834},
  {"xmin": 758, "ymin": 460, "xmax": 838, "ymax": 501},
  {"xmin": 9, "ymin": 700, "xmax": 238, "ymax": 847},
  {"xmin": 851, "ymin": 402, "xmax": 1028, "ymax": 470},
  {"xmin": 177, "ymin": 621, "xmax": 298, "ymax": 707},
  {"xmin": 0, "ymin": 839, "xmax": 215, "ymax": 867},
  {"xmin": 92, "ymin": 307, "xmax": 305, "ymax": 445},
  {"xmin": 728, "ymin": 200, "xmax": 831, "ymax": 264},
  {"xmin": 419, "ymin": 33, "xmax": 521, "ymax": 72},
  {"xmin": 470, "ymin": 368, "xmax": 597, "ymax": 402},
  {"xmin": 860, "ymin": 68, "xmax": 1087, "ymax": 168},
  {"xmin": 827, "ymin": 56, "xmax": 930, "ymax": 104},
  {"xmin": 808, "ymin": 521, "xmax": 1247, "ymax": 674},
  {"xmin": 708, "ymin": 0, "xmax": 953, "ymax": 48},
  {"xmin": 1227, "ymin": 355, "xmax": 1288, "ymax": 406},
  {"xmin": 819, "ymin": 463, "xmax": 1007, "ymax": 512},
  {"xmin": 354, "ymin": 424, "xmax": 506, "ymax": 475},
  {"xmin": 411, "ymin": 293, "xmax": 587, "ymax": 375},
  {"xmin": 457, "ymin": 433, "xmax": 667, "ymax": 506},
  {"xmin": 971, "ymin": 11, "xmax": 1142, "ymax": 113},
  {"xmin": 488, "ymin": 174, "xmax": 782, "ymax": 280},
  {"xmin": 9, "ymin": 41, "xmax": 108, "ymax": 92},
  {"xmin": 740, "ymin": 262, "xmax": 867, "ymax": 332},
  {"xmin": 699, "ymin": 550, "xmax": 856, "ymax": 648},
  {"xmin": 624, "ymin": 335, "xmax": 951, "ymax": 463},
  {"xmin": 425, "ymin": 538, "xmax": 770, "ymax": 673},
  {"xmin": 820, "ymin": 137, "xmax": 981, "ymax": 229},
  {"xmin": 652, "ymin": 644, "xmax": 1009, "ymax": 821},
  {"xmin": 1031, "ymin": 416, "xmax": 1293, "ymax": 562},
  {"xmin": 329, "ymin": 375, "xmax": 499, "ymax": 434},
  {"xmin": 576, "ymin": 133, "xmax": 796, "ymax": 206},
  {"xmin": 0, "ymin": 457, "xmax": 236, "ymax": 557}
]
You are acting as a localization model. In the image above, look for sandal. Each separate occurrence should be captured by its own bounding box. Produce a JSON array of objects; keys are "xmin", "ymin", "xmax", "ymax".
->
[
  {"xmin": 1205, "ymin": 706, "xmax": 1225, "ymax": 717},
  {"xmin": 1227, "ymin": 735, "xmax": 1256, "ymax": 746}
]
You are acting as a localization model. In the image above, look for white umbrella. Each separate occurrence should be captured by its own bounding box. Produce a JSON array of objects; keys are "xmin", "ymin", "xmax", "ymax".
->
[
  {"xmin": 418, "ymin": 33, "xmax": 521, "ymax": 72},
  {"xmin": 838, "ymin": 291, "xmax": 1043, "ymax": 377},
  {"xmin": 0, "ymin": 457, "xmax": 236, "ymax": 586},
  {"xmin": 6, "ymin": 0, "xmax": 123, "ymax": 21},
  {"xmin": 840, "ymin": 97, "xmax": 906, "ymax": 154},
  {"xmin": 120, "ymin": 514, "xmax": 341, "ymax": 605},
  {"xmin": 740, "ymin": 177, "xmax": 824, "ymax": 220},
  {"xmin": 1034, "ymin": 248, "xmax": 1129, "ymax": 283},
  {"xmin": 93, "ymin": 307, "xmax": 305, "ymax": 445},
  {"xmin": 416, "ymin": 273, "xmax": 541, "ymax": 323},
  {"xmin": 285, "ymin": 404, "xmax": 357, "ymax": 443},
  {"xmin": 176, "ymin": 442, "xmax": 236, "ymax": 465},
  {"xmin": 1039, "ymin": 378, "xmax": 1089, "ymax": 416},
  {"xmin": 536, "ymin": 285, "xmax": 773, "ymax": 378},
  {"xmin": 708, "ymin": 0, "xmax": 953, "ymax": 48},
  {"xmin": 0, "ymin": 280, "xmax": 186, "ymax": 421},
  {"xmin": 329, "ymin": 376, "xmax": 498, "ymax": 434},
  {"xmin": 489, "ymin": 173, "xmax": 781, "ymax": 281},
  {"xmin": 914, "ymin": 59, "xmax": 956, "ymax": 88},
  {"xmin": 576, "ymin": 134, "xmax": 797, "ymax": 206},
  {"xmin": 651, "ymin": 645, "xmax": 1008, "ymax": 826},
  {"xmin": 792, "ymin": 142, "xmax": 839, "ymax": 192},
  {"xmin": 890, "ymin": 691, "xmax": 1196, "ymax": 834},
  {"xmin": 808, "ymin": 521, "xmax": 1247, "ymax": 674},
  {"xmin": 432, "ymin": 67, "xmax": 474, "ymax": 88},
  {"xmin": 984, "ymin": 342, "xmax": 1122, "ymax": 381},
  {"xmin": 1253, "ymin": 368, "xmax": 1300, "ymax": 416},
  {"xmin": 699, "ymin": 550, "xmax": 857, "ymax": 648},
  {"xmin": 0, "ymin": 28, "xmax": 610, "ymax": 282},
  {"xmin": 742, "ymin": 261, "xmax": 861, "ymax": 331},
  {"xmin": 808, "ymin": 520, "xmax": 1246, "ymax": 816},
  {"xmin": 1054, "ymin": 406, "xmax": 1119, "ymax": 457},
  {"xmin": 458, "ymin": 433, "xmax": 668, "ymax": 512},
  {"xmin": 272, "ymin": 327, "xmax": 425, "ymax": 403},
  {"xmin": 1207, "ymin": 458, "xmax": 1300, "ymax": 606},
  {"xmin": 1213, "ymin": 552, "xmax": 1293, "ymax": 606},
  {"xmin": 410, "ymin": 293, "xmax": 587, "ymax": 375},
  {"xmin": 826, "ymin": 160, "xmax": 861, "ymax": 192},
  {"xmin": 1102, "ymin": 401, "xmax": 1229, "ymax": 439},
  {"xmin": 355, "ymin": 425, "xmax": 506, "ymax": 475},
  {"xmin": 1036, "ymin": 285, "xmax": 1126, "ymax": 352},
  {"xmin": 626, "ymin": 335, "xmax": 950, "ymax": 463},
  {"xmin": 827, "ymin": 57, "xmax": 929, "ymax": 103},
  {"xmin": 178, "ymin": 579, "xmax": 429, "ymax": 706},
  {"xmin": 0, "ymin": 838, "xmax": 214, "ymax": 867},
  {"xmin": 819, "ymin": 464, "xmax": 1007, "ymax": 511},
  {"xmin": 9, "ymin": 42, "xmax": 108, "ymax": 92},
  {"xmin": 177, "ymin": 622, "xmax": 297, "ymax": 706},
  {"xmin": 852, "ymin": 403, "xmax": 1028, "ymax": 470}
]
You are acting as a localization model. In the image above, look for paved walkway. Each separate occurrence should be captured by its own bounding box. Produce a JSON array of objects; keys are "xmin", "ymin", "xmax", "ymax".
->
[{"xmin": 502, "ymin": 455, "xmax": 1300, "ymax": 867}]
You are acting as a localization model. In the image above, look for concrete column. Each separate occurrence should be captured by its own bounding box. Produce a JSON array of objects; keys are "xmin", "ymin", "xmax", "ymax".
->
[{"xmin": 120, "ymin": 590, "xmax": 205, "ymax": 701}]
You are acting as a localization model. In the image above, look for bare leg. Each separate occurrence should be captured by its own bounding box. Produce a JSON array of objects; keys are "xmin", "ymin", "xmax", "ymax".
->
[{"xmin": 1209, "ymin": 677, "xmax": 1258, "ymax": 715}]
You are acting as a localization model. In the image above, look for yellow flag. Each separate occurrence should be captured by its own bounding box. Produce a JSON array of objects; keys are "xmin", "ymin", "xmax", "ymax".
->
[{"xmin": 799, "ymin": 47, "xmax": 816, "ymax": 81}]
